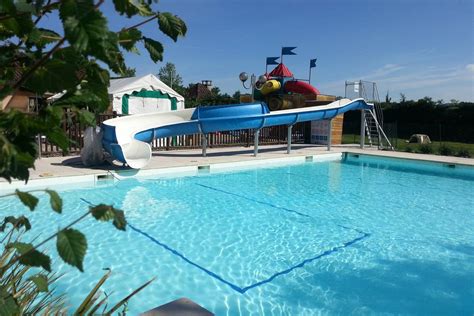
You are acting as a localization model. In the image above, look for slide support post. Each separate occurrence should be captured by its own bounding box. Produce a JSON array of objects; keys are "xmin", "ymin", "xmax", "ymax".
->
[
  {"xmin": 202, "ymin": 133, "xmax": 207, "ymax": 157},
  {"xmin": 360, "ymin": 110, "xmax": 366, "ymax": 149},
  {"xmin": 254, "ymin": 129, "xmax": 260, "ymax": 156},
  {"xmin": 287, "ymin": 125, "xmax": 293, "ymax": 154},
  {"xmin": 327, "ymin": 119, "xmax": 332, "ymax": 151}
]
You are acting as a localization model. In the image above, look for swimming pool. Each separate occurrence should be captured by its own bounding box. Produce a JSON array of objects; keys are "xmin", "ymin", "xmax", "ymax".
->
[{"xmin": 2, "ymin": 154, "xmax": 474, "ymax": 315}]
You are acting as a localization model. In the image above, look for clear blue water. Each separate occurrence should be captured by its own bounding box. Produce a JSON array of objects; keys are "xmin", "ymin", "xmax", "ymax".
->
[{"xmin": 2, "ymin": 155, "xmax": 474, "ymax": 315}]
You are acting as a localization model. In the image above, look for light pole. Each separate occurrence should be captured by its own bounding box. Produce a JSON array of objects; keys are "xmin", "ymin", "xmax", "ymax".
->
[
  {"xmin": 238, "ymin": 72, "xmax": 267, "ymax": 156},
  {"xmin": 238, "ymin": 72, "xmax": 267, "ymax": 102}
]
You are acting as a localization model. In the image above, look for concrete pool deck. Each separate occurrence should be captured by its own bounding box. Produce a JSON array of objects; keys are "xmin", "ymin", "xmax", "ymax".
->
[{"xmin": 1, "ymin": 144, "xmax": 474, "ymax": 186}]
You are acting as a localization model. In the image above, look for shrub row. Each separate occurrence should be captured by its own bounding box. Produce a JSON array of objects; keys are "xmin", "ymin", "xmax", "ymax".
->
[{"xmin": 404, "ymin": 144, "xmax": 471, "ymax": 157}]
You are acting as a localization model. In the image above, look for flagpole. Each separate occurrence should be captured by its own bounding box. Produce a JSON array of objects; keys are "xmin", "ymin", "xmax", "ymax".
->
[
  {"xmin": 309, "ymin": 67, "xmax": 312, "ymax": 85},
  {"xmin": 280, "ymin": 47, "xmax": 283, "ymax": 65}
]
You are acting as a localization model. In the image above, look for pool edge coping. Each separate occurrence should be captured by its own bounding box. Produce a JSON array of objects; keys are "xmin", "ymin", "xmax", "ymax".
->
[
  {"xmin": 1, "ymin": 152, "xmax": 343, "ymax": 193},
  {"xmin": 2, "ymin": 149, "xmax": 474, "ymax": 193}
]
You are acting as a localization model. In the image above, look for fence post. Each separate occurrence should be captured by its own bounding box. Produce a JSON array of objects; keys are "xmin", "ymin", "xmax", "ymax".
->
[
  {"xmin": 246, "ymin": 129, "xmax": 250, "ymax": 147},
  {"xmin": 201, "ymin": 133, "xmax": 207, "ymax": 157},
  {"xmin": 37, "ymin": 134, "xmax": 42, "ymax": 159}
]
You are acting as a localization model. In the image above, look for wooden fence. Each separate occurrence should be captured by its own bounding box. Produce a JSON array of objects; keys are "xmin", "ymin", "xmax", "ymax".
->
[{"xmin": 38, "ymin": 114, "xmax": 309, "ymax": 157}]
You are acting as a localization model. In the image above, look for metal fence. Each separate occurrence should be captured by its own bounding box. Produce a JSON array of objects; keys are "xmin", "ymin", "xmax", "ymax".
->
[{"xmin": 38, "ymin": 114, "xmax": 308, "ymax": 157}]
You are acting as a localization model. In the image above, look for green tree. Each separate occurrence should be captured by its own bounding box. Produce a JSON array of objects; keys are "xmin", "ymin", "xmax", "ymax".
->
[
  {"xmin": 400, "ymin": 93, "xmax": 407, "ymax": 103},
  {"xmin": 385, "ymin": 91, "xmax": 392, "ymax": 104},
  {"xmin": 0, "ymin": 0, "xmax": 186, "ymax": 313},
  {"xmin": 158, "ymin": 62, "xmax": 183, "ymax": 88},
  {"xmin": 232, "ymin": 90, "xmax": 241, "ymax": 102}
]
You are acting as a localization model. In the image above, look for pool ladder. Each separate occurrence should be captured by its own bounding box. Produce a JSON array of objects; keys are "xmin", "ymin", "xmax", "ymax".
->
[{"xmin": 364, "ymin": 108, "xmax": 393, "ymax": 150}]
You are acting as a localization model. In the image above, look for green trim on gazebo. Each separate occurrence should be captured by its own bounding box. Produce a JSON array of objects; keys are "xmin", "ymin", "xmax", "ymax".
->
[{"xmin": 121, "ymin": 89, "xmax": 178, "ymax": 114}]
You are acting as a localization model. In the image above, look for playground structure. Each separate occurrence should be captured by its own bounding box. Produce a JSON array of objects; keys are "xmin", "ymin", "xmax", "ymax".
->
[
  {"xmin": 99, "ymin": 49, "xmax": 393, "ymax": 169},
  {"xmin": 239, "ymin": 61, "xmax": 344, "ymax": 146},
  {"xmin": 246, "ymin": 63, "xmax": 336, "ymax": 111}
]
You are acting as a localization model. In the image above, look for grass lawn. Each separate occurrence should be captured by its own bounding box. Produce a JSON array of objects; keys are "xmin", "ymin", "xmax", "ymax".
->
[{"xmin": 342, "ymin": 134, "xmax": 474, "ymax": 158}]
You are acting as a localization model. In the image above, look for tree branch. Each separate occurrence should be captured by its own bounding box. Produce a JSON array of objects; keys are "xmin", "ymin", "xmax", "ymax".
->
[
  {"xmin": 11, "ymin": 0, "xmax": 105, "ymax": 93},
  {"xmin": 120, "ymin": 14, "xmax": 160, "ymax": 33},
  {"xmin": 12, "ymin": 36, "xmax": 66, "ymax": 91}
]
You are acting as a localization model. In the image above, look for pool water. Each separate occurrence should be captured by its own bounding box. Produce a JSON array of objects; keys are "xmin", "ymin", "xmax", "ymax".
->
[{"xmin": 2, "ymin": 155, "xmax": 474, "ymax": 315}]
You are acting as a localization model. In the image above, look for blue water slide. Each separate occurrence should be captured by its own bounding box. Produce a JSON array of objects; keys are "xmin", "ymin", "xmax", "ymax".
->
[{"xmin": 102, "ymin": 98, "xmax": 372, "ymax": 169}]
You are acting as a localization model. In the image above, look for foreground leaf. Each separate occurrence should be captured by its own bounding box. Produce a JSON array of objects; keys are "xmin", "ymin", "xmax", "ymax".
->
[
  {"xmin": 9, "ymin": 242, "xmax": 52, "ymax": 271},
  {"xmin": 112, "ymin": 209, "xmax": 126, "ymax": 231},
  {"xmin": 142, "ymin": 37, "xmax": 163, "ymax": 63},
  {"xmin": 15, "ymin": 190, "xmax": 38, "ymax": 211},
  {"xmin": 45, "ymin": 190, "xmax": 62, "ymax": 213},
  {"xmin": 0, "ymin": 216, "xmax": 31, "ymax": 232},
  {"xmin": 0, "ymin": 293, "xmax": 20, "ymax": 316},
  {"xmin": 28, "ymin": 274, "xmax": 49, "ymax": 292},
  {"xmin": 157, "ymin": 12, "xmax": 187, "ymax": 42},
  {"xmin": 118, "ymin": 28, "xmax": 142, "ymax": 51},
  {"xmin": 56, "ymin": 229, "xmax": 87, "ymax": 272},
  {"xmin": 90, "ymin": 204, "xmax": 114, "ymax": 221}
]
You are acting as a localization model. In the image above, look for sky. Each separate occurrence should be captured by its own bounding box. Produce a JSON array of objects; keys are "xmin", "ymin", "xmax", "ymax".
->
[{"xmin": 47, "ymin": 0, "xmax": 474, "ymax": 101}]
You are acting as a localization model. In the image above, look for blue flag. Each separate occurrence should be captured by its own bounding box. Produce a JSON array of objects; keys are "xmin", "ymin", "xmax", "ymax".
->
[
  {"xmin": 310, "ymin": 58, "xmax": 317, "ymax": 68},
  {"xmin": 281, "ymin": 47, "xmax": 297, "ymax": 55},
  {"xmin": 266, "ymin": 57, "xmax": 280, "ymax": 65}
]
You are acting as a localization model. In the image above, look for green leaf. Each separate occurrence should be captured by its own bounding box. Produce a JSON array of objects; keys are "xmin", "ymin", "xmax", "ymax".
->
[
  {"xmin": 118, "ymin": 28, "xmax": 142, "ymax": 51},
  {"xmin": 15, "ymin": 190, "xmax": 39, "ymax": 211},
  {"xmin": 56, "ymin": 228, "xmax": 87, "ymax": 272},
  {"xmin": 0, "ymin": 13, "xmax": 34, "ymax": 37},
  {"xmin": 112, "ymin": 209, "xmax": 126, "ymax": 231},
  {"xmin": 60, "ymin": 0, "xmax": 108, "ymax": 52},
  {"xmin": 0, "ymin": 294, "xmax": 20, "ymax": 316},
  {"xmin": 28, "ymin": 274, "xmax": 49, "ymax": 292},
  {"xmin": 19, "ymin": 250, "xmax": 52, "ymax": 272},
  {"xmin": 90, "ymin": 204, "xmax": 114, "ymax": 221},
  {"xmin": 157, "ymin": 12, "xmax": 187, "ymax": 42},
  {"xmin": 0, "ymin": 216, "xmax": 31, "ymax": 232},
  {"xmin": 23, "ymin": 58, "xmax": 78, "ymax": 95},
  {"xmin": 8, "ymin": 241, "xmax": 33, "ymax": 253},
  {"xmin": 45, "ymin": 190, "xmax": 62, "ymax": 213},
  {"xmin": 9, "ymin": 242, "xmax": 52, "ymax": 271},
  {"xmin": 77, "ymin": 109, "xmax": 96, "ymax": 126},
  {"xmin": 26, "ymin": 28, "xmax": 62, "ymax": 48},
  {"xmin": 142, "ymin": 37, "xmax": 163, "ymax": 63},
  {"xmin": 112, "ymin": 0, "xmax": 154, "ymax": 17}
]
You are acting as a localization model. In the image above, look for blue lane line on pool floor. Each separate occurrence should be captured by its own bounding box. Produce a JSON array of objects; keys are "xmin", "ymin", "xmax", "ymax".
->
[
  {"xmin": 129, "ymin": 222, "xmax": 370, "ymax": 294},
  {"xmin": 80, "ymin": 197, "xmax": 371, "ymax": 294},
  {"xmin": 194, "ymin": 183, "xmax": 366, "ymax": 234},
  {"xmin": 195, "ymin": 183, "xmax": 312, "ymax": 218}
]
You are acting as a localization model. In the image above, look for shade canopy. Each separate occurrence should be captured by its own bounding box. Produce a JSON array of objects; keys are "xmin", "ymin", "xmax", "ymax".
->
[{"xmin": 109, "ymin": 74, "xmax": 185, "ymax": 114}]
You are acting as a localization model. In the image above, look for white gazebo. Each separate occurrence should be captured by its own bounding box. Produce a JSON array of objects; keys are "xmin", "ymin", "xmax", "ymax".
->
[{"xmin": 109, "ymin": 74, "xmax": 185, "ymax": 115}]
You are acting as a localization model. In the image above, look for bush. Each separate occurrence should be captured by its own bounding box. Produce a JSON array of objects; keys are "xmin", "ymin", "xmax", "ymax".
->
[
  {"xmin": 456, "ymin": 148, "xmax": 471, "ymax": 158},
  {"xmin": 404, "ymin": 146, "xmax": 413, "ymax": 153},
  {"xmin": 438, "ymin": 144, "xmax": 454, "ymax": 156},
  {"xmin": 419, "ymin": 144, "xmax": 433, "ymax": 154}
]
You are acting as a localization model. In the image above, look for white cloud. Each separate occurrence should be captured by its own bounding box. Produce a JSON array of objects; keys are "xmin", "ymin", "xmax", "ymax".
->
[{"xmin": 317, "ymin": 63, "xmax": 474, "ymax": 101}]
